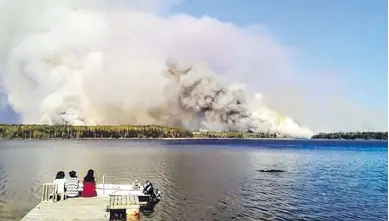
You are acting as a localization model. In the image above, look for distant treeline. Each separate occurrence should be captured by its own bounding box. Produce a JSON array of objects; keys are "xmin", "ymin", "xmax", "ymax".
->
[
  {"xmin": 0, "ymin": 124, "xmax": 193, "ymax": 139},
  {"xmin": 0, "ymin": 124, "xmax": 386, "ymax": 140},
  {"xmin": 192, "ymin": 131, "xmax": 287, "ymax": 139},
  {"xmin": 311, "ymin": 132, "xmax": 388, "ymax": 140},
  {"xmin": 0, "ymin": 124, "xmax": 285, "ymax": 139}
]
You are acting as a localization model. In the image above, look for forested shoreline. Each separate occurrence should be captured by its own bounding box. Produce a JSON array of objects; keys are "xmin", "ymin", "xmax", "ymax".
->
[
  {"xmin": 0, "ymin": 124, "xmax": 193, "ymax": 139},
  {"xmin": 0, "ymin": 124, "xmax": 283, "ymax": 139},
  {"xmin": 192, "ymin": 131, "xmax": 288, "ymax": 139},
  {"xmin": 311, "ymin": 132, "xmax": 388, "ymax": 140},
  {"xmin": 0, "ymin": 124, "xmax": 386, "ymax": 140}
]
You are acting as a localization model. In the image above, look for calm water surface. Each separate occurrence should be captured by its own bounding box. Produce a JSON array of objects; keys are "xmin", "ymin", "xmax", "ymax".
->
[{"xmin": 0, "ymin": 139, "xmax": 387, "ymax": 221}]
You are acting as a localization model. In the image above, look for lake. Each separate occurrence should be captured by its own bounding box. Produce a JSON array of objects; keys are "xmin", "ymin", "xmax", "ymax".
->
[{"xmin": 0, "ymin": 139, "xmax": 387, "ymax": 221}]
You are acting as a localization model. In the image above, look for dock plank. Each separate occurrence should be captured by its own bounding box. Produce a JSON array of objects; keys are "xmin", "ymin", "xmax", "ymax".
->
[{"xmin": 21, "ymin": 197, "xmax": 110, "ymax": 221}]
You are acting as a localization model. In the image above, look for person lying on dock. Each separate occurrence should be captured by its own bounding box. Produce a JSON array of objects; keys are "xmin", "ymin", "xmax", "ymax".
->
[
  {"xmin": 81, "ymin": 169, "xmax": 97, "ymax": 197},
  {"xmin": 65, "ymin": 170, "xmax": 80, "ymax": 198},
  {"xmin": 54, "ymin": 171, "xmax": 66, "ymax": 201}
]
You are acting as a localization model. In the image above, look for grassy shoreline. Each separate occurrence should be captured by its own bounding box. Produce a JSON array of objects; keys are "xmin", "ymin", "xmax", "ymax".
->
[{"xmin": 0, "ymin": 124, "xmax": 386, "ymax": 140}]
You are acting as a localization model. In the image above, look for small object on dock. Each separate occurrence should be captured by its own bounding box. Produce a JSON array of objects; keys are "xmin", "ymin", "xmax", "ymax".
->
[{"xmin": 109, "ymin": 206, "xmax": 140, "ymax": 221}]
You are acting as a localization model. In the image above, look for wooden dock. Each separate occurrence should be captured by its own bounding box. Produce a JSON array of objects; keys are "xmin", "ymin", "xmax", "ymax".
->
[
  {"xmin": 21, "ymin": 181, "xmax": 146, "ymax": 221},
  {"xmin": 21, "ymin": 196, "xmax": 110, "ymax": 221}
]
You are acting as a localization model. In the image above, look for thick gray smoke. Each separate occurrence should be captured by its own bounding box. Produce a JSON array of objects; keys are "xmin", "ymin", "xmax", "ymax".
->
[
  {"xmin": 163, "ymin": 60, "xmax": 313, "ymax": 137},
  {"xmin": 0, "ymin": 0, "xmax": 315, "ymax": 138},
  {"xmin": 164, "ymin": 60, "xmax": 253, "ymax": 132}
]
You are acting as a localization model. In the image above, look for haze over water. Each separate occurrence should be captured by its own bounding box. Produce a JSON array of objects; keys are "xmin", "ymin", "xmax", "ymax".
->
[{"xmin": 0, "ymin": 139, "xmax": 387, "ymax": 221}]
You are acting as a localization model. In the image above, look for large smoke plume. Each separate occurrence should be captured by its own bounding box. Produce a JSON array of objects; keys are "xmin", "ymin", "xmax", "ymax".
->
[
  {"xmin": 163, "ymin": 61, "xmax": 312, "ymax": 137},
  {"xmin": 0, "ymin": 0, "xmax": 318, "ymax": 138}
]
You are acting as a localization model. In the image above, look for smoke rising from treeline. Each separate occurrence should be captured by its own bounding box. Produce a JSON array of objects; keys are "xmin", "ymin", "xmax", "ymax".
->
[{"xmin": 3, "ymin": 0, "xmax": 383, "ymax": 138}]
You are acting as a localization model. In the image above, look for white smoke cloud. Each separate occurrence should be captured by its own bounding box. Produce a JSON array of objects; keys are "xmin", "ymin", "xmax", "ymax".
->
[{"xmin": 0, "ymin": 0, "xmax": 386, "ymax": 138}]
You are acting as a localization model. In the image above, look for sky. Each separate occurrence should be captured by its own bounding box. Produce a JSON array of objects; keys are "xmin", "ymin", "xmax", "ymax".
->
[
  {"xmin": 171, "ymin": 0, "xmax": 388, "ymax": 110},
  {"xmin": 0, "ymin": 0, "xmax": 387, "ymax": 132}
]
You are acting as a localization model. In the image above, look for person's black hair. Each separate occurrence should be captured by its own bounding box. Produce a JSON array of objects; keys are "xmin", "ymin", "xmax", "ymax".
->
[
  {"xmin": 55, "ymin": 171, "xmax": 65, "ymax": 179},
  {"xmin": 83, "ymin": 169, "xmax": 95, "ymax": 182},
  {"xmin": 69, "ymin": 171, "xmax": 77, "ymax": 178}
]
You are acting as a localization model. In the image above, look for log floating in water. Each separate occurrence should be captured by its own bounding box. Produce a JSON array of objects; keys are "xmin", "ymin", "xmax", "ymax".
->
[{"xmin": 257, "ymin": 169, "xmax": 285, "ymax": 173}]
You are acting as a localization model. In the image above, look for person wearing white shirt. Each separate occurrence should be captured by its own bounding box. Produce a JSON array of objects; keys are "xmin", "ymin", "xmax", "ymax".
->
[{"xmin": 54, "ymin": 171, "xmax": 67, "ymax": 201}]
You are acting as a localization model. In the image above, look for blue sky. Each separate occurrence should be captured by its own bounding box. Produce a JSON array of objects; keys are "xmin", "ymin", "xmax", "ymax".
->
[{"xmin": 171, "ymin": 0, "xmax": 388, "ymax": 110}]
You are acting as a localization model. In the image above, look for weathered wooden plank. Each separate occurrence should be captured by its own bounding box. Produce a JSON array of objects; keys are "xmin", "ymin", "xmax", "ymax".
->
[
  {"xmin": 21, "ymin": 197, "xmax": 110, "ymax": 221},
  {"xmin": 108, "ymin": 190, "xmax": 144, "ymax": 210}
]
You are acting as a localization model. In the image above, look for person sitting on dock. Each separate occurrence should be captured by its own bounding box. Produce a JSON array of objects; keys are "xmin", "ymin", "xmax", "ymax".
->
[
  {"xmin": 54, "ymin": 171, "xmax": 66, "ymax": 201},
  {"xmin": 81, "ymin": 169, "xmax": 97, "ymax": 197},
  {"xmin": 65, "ymin": 170, "xmax": 80, "ymax": 198},
  {"xmin": 132, "ymin": 179, "xmax": 141, "ymax": 190}
]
